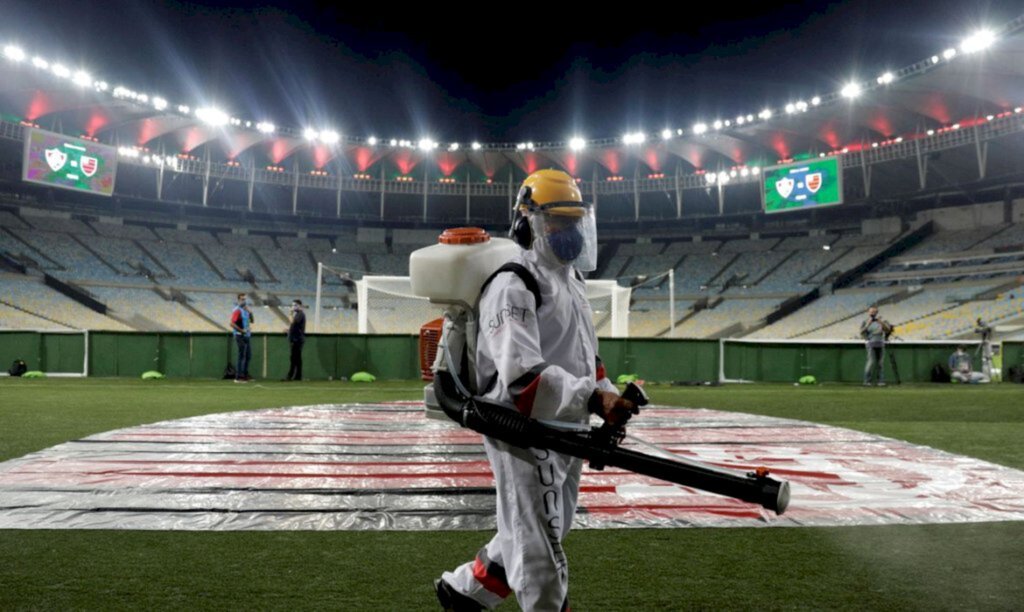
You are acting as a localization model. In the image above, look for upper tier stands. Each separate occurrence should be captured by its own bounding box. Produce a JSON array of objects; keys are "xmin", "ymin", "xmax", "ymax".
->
[{"xmin": 2, "ymin": 197, "xmax": 1022, "ymax": 339}]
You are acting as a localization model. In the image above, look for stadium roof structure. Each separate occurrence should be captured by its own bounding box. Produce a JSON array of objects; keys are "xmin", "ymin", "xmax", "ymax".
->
[{"xmin": 2, "ymin": 15, "xmax": 1024, "ymax": 221}]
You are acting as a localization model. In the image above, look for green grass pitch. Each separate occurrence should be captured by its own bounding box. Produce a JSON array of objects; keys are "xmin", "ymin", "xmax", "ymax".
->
[{"xmin": 1, "ymin": 379, "xmax": 1023, "ymax": 610}]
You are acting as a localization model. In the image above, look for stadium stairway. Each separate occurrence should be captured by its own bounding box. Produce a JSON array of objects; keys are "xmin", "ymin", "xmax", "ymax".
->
[
  {"xmin": 134, "ymin": 241, "xmax": 174, "ymax": 276},
  {"xmin": 0, "ymin": 296, "xmax": 72, "ymax": 329},
  {"xmin": 69, "ymin": 234, "xmax": 122, "ymax": 276},
  {"xmin": 193, "ymin": 245, "xmax": 230, "ymax": 281},
  {"xmin": 251, "ymin": 250, "xmax": 279, "ymax": 283},
  {"xmin": 833, "ymin": 221, "xmax": 934, "ymax": 290},
  {"xmin": 0, "ymin": 227, "xmax": 61, "ymax": 269}
]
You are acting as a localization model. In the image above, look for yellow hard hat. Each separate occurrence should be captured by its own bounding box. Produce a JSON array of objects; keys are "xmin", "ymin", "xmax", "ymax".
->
[{"xmin": 516, "ymin": 169, "xmax": 588, "ymax": 217}]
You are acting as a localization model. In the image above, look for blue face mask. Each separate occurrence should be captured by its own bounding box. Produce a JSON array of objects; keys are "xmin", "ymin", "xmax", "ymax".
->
[{"xmin": 548, "ymin": 226, "xmax": 584, "ymax": 262}]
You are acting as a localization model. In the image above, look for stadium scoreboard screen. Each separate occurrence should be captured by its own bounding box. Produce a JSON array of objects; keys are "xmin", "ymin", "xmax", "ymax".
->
[
  {"xmin": 762, "ymin": 157, "xmax": 842, "ymax": 214},
  {"xmin": 22, "ymin": 128, "xmax": 117, "ymax": 197}
]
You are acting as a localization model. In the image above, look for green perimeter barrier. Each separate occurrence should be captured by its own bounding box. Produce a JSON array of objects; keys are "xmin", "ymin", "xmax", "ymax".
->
[
  {"xmin": 1004, "ymin": 341, "xmax": 1024, "ymax": 375},
  {"xmin": 0, "ymin": 331, "xmax": 85, "ymax": 375},
  {"xmin": 722, "ymin": 339, "xmax": 1005, "ymax": 383},
  {"xmin": 2, "ymin": 331, "xmax": 1019, "ymax": 383},
  {"xmin": 597, "ymin": 338, "xmax": 719, "ymax": 383}
]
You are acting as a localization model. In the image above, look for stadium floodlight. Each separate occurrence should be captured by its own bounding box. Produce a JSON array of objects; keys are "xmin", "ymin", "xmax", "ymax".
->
[
  {"xmin": 94, "ymin": 81, "xmax": 109, "ymax": 92},
  {"xmin": 712, "ymin": 120, "xmax": 723, "ymax": 130},
  {"xmin": 622, "ymin": 132, "xmax": 645, "ymax": 145},
  {"xmin": 31, "ymin": 56, "xmax": 48, "ymax": 69},
  {"xmin": 448, "ymin": 142, "xmax": 459, "ymax": 151},
  {"xmin": 256, "ymin": 122, "xmax": 275, "ymax": 134},
  {"xmin": 785, "ymin": 103, "xmax": 796, "ymax": 114},
  {"xmin": 823, "ymin": 245, "xmax": 831, "ymax": 251},
  {"xmin": 693, "ymin": 123, "xmax": 708, "ymax": 135},
  {"xmin": 320, "ymin": 130, "xmax": 340, "ymax": 145},
  {"xmin": 1016, "ymin": 107, "xmax": 1023, "ymax": 114},
  {"xmin": 471, "ymin": 141, "xmax": 482, "ymax": 150},
  {"xmin": 137, "ymin": 94, "xmax": 149, "ymax": 104},
  {"xmin": 740, "ymin": 167, "xmax": 749, "ymax": 177},
  {"xmin": 746, "ymin": 114, "xmax": 754, "ymax": 122},
  {"xmin": 196, "ymin": 107, "xmax": 229, "ymax": 126},
  {"xmin": 872, "ymin": 142, "xmax": 879, "ymax": 148},
  {"xmin": 986, "ymin": 114, "xmax": 994, "ymax": 121},
  {"xmin": 961, "ymin": 29, "xmax": 995, "ymax": 54},
  {"xmin": 729, "ymin": 169, "xmax": 737, "ymax": 178},
  {"xmin": 931, "ymin": 55, "xmax": 940, "ymax": 64},
  {"xmin": 177, "ymin": 105, "xmax": 190, "ymax": 114},
  {"xmin": 895, "ymin": 136, "xmax": 903, "ymax": 143},
  {"xmin": 717, "ymin": 171, "xmax": 730, "ymax": 184},
  {"xmin": 517, "ymin": 142, "xmax": 527, "ymax": 150},
  {"xmin": 51, "ymin": 63, "xmax": 71, "ymax": 78},
  {"xmin": 877, "ymin": 72, "xmax": 894, "ymax": 85},
  {"xmin": 569, "ymin": 136, "xmax": 586, "ymax": 151},
  {"xmin": 927, "ymin": 129, "xmax": 935, "ymax": 135},
  {"xmin": 367, "ymin": 136, "xmax": 378, "ymax": 146},
  {"xmin": 389, "ymin": 138, "xmax": 398, "ymax": 146},
  {"xmin": 3, "ymin": 45, "xmax": 26, "ymax": 62},
  {"xmin": 705, "ymin": 172, "xmax": 717, "ymax": 185},
  {"xmin": 840, "ymin": 82, "xmax": 862, "ymax": 98},
  {"xmin": 796, "ymin": 100, "xmax": 808, "ymax": 112},
  {"xmin": 661, "ymin": 128, "xmax": 673, "ymax": 140},
  {"xmin": 758, "ymin": 109, "xmax": 772, "ymax": 120},
  {"xmin": 952, "ymin": 123, "xmax": 960, "ymax": 129},
  {"xmin": 71, "ymin": 70, "xmax": 92, "ymax": 88},
  {"xmin": 736, "ymin": 116, "xmax": 745, "ymax": 125},
  {"xmin": 245, "ymin": 121, "xmax": 251, "ymax": 128},
  {"xmin": 751, "ymin": 167, "xmax": 760, "ymax": 175},
  {"xmin": 811, "ymin": 96, "xmax": 821, "ymax": 106},
  {"xmin": 302, "ymin": 127, "xmax": 318, "ymax": 141},
  {"xmin": 152, "ymin": 97, "xmax": 168, "ymax": 111},
  {"xmin": 724, "ymin": 119, "xmax": 731, "ymax": 127},
  {"xmin": 418, "ymin": 138, "xmax": 437, "ymax": 151},
  {"xmin": 942, "ymin": 47, "xmax": 957, "ymax": 60}
]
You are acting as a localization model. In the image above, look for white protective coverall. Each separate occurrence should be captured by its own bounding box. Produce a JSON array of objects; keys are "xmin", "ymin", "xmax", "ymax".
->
[{"xmin": 440, "ymin": 245, "xmax": 617, "ymax": 611}]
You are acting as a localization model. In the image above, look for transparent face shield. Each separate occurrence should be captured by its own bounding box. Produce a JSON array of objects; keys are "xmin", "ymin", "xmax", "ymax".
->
[{"xmin": 529, "ymin": 205, "xmax": 598, "ymax": 272}]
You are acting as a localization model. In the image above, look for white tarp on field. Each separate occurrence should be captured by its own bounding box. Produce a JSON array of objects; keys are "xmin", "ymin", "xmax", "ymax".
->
[{"xmin": 1, "ymin": 402, "xmax": 1023, "ymax": 530}]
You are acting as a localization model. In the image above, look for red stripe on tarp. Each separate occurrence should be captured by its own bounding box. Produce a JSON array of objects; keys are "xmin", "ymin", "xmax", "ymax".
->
[{"xmin": 472, "ymin": 558, "xmax": 511, "ymax": 598}]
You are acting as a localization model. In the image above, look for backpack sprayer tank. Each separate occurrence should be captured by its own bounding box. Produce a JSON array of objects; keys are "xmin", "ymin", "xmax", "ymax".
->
[{"xmin": 409, "ymin": 227, "xmax": 518, "ymax": 418}]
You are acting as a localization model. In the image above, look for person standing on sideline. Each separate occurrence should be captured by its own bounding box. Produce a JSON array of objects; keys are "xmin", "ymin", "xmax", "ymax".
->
[
  {"xmin": 230, "ymin": 292, "xmax": 254, "ymax": 383},
  {"xmin": 859, "ymin": 305, "xmax": 891, "ymax": 386},
  {"xmin": 284, "ymin": 299, "xmax": 306, "ymax": 381}
]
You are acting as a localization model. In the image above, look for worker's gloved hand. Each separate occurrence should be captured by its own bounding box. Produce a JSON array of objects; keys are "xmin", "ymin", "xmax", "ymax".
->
[{"xmin": 589, "ymin": 390, "xmax": 639, "ymax": 426}]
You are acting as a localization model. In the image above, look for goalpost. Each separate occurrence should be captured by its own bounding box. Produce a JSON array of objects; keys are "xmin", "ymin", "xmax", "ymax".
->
[
  {"xmin": 315, "ymin": 263, "xmax": 632, "ymax": 336},
  {"xmin": 0, "ymin": 328, "xmax": 89, "ymax": 377}
]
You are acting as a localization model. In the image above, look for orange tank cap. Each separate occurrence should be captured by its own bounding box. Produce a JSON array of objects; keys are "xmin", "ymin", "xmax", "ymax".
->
[{"xmin": 439, "ymin": 227, "xmax": 490, "ymax": 245}]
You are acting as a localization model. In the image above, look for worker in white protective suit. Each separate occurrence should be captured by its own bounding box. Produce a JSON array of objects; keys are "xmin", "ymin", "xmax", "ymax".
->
[{"xmin": 435, "ymin": 169, "xmax": 638, "ymax": 612}]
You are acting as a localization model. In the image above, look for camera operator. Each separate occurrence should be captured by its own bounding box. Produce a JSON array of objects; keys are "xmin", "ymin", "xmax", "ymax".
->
[{"xmin": 860, "ymin": 306, "xmax": 893, "ymax": 387}]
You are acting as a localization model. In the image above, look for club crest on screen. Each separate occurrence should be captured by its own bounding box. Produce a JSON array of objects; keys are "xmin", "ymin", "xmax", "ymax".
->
[
  {"xmin": 80, "ymin": 155, "xmax": 98, "ymax": 177},
  {"xmin": 775, "ymin": 177, "xmax": 794, "ymax": 199},
  {"xmin": 805, "ymin": 172, "xmax": 822, "ymax": 193},
  {"xmin": 45, "ymin": 147, "xmax": 67, "ymax": 172}
]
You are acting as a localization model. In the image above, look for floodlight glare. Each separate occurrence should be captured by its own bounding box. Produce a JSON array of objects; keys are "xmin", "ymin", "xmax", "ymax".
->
[
  {"xmin": 693, "ymin": 123, "xmax": 708, "ymax": 135},
  {"xmin": 320, "ymin": 130, "xmax": 340, "ymax": 145},
  {"xmin": 152, "ymin": 97, "xmax": 168, "ymax": 111},
  {"xmin": 418, "ymin": 138, "xmax": 437, "ymax": 151},
  {"xmin": 3, "ymin": 45, "xmax": 26, "ymax": 62},
  {"xmin": 367, "ymin": 136, "xmax": 378, "ymax": 146},
  {"xmin": 71, "ymin": 70, "xmax": 92, "ymax": 88},
  {"xmin": 840, "ymin": 82, "xmax": 862, "ymax": 98},
  {"xmin": 785, "ymin": 103, "xmax": 796, "ymax": 114},
  {"xmin": 877, "ymin": 72, "xmax": 894, "ymax": 85},
  {"xmin": 712, "ymin": 120, "xmax": 723, "ymax": 130},
  {"xmin": 448, "ymin": 142, "xmax": 459, "ymax": 151},
  {"xmin": 705, "ymin": 173, "xmax": 717, "ymax": 185},
  {"xmin": 811, "ymin": 96, "xmax": 821, "ymax": 106},
  {"xmin": 303, "ymin": 127, "xmax": 318, "ymax": 140},
  {"xmin": 471, "ymin": 142, "xmax": 482, "ymax": 150},
  {"xmin": 661, "ymin": 128, "xmax": 673, "ymax": 140},
  {"xmin": 31, "ymin": 56, "xmax": 48, "ymax": 69},
  {"xmin": 758, "ymin": 109, "xmax": 772, "ymax": 120},
  {"xmin": 51, "ymin": 63, "xmax": 71, "ymax": 78},
  {"xmin": 942, "ymin": 47, "xmax": 957, "ymax": 60},
  {"xmin": 569, "ymin": 137, "xmax": 586, "ymax": 151},
  {"xmin": 196, "ymin": 107, "xmax": 229, "ymax": 126},
  {"xmin": 177, "ymin": 105, "xmax": 190, "ymax": 114},
  {"xmin": 961, "ymin": 29, "xmax": 995, "ymax": 54}
]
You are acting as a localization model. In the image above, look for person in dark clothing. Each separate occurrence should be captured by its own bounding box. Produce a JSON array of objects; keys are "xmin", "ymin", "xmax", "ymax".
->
[
  {"xmin": 230, "ymin": 292, "xmax": 254, "ymax": 383},
  {"xmin": 285, "ymin": 299, "xmax": 306, "ymax": 381}
]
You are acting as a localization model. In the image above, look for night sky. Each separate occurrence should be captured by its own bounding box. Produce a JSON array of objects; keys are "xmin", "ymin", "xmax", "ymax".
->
[{"xmin": 3, "ymin": 0, "xmax": 1021, "ymax": 142}]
